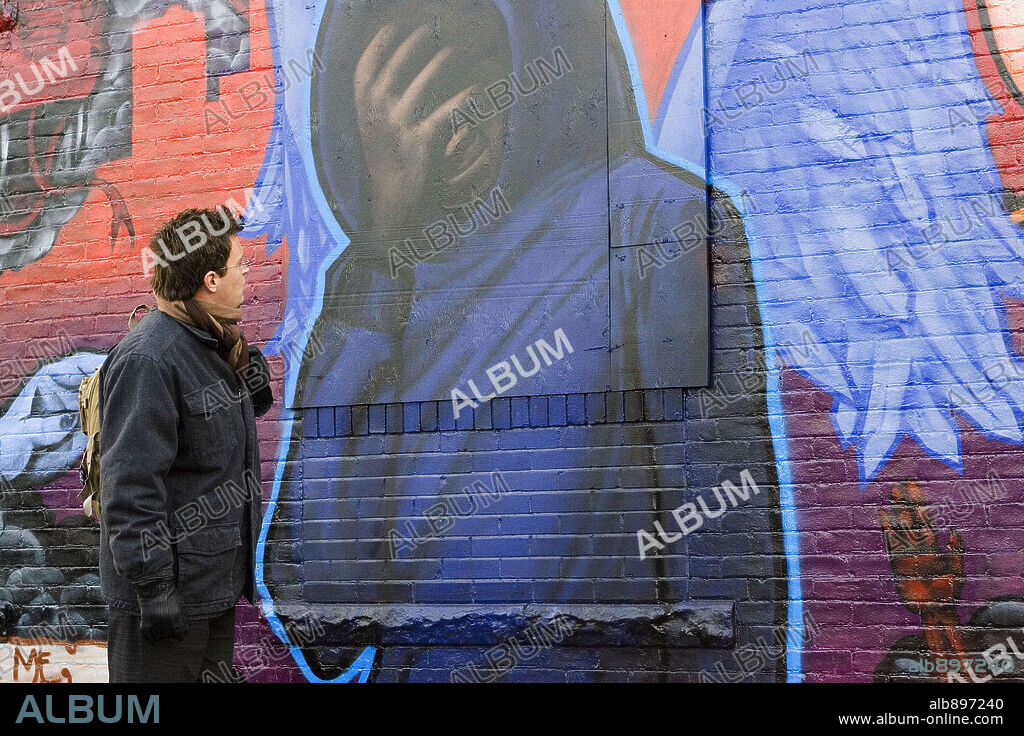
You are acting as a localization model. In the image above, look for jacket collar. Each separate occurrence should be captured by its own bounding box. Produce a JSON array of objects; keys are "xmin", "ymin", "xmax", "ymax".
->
[{"xmin": 156, "ymin": 308, "xmax": 219, "ymax": 348}]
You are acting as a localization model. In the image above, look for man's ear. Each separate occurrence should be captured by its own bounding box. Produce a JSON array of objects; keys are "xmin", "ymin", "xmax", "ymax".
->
[{"xmin": 203, "ymin": 270, "xmax": 219, "ymax": 293}]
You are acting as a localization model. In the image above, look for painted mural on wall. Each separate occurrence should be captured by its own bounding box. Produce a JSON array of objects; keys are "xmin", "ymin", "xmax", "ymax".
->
[
  {"xmin": 698, "ymin": 0, "xmax": 1024, "ymax": 681},
  {"xmin": 0, "ymin": 0, "xmax": 251, "ymax": 268},
  {"xmin": 2, "ymin": 0, "xmax": 1024, "ymax": 684},
  {"xmin": 243, "ymin": 0, "xmax": 792, "ymax": 683},
  {"xmin": 302, "ymin": 0, "xmax": 709, "ymax": 406}
]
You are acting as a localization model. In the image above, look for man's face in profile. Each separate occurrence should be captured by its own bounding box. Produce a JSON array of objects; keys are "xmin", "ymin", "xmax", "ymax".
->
[{"xmin": 203, "ymin": 235, "xmax": 248, "ymax": 309}]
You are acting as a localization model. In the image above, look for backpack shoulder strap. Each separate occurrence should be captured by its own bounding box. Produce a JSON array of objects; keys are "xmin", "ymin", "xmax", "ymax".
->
[
  {"xmin": 78, "ymin": 367, "xmax": 103, "ymax": 519},
  {"xmin": 78, "ymin": 367, "xmax": 102, "ymax": 438},
  {"xmin": 128, "ymin": 304, "xmax": 152, "ymax": 330}
]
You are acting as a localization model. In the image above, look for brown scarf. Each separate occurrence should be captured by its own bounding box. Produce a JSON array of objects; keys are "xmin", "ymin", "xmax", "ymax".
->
[{"xmin": 156, "ymin": 296, "xmax": 249, "ymax": 376}]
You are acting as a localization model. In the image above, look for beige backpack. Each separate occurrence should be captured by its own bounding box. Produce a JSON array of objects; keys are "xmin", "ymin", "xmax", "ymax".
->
[{"xmin": 77, "ymin": 305, "xmax": 151, "ymax": 520}]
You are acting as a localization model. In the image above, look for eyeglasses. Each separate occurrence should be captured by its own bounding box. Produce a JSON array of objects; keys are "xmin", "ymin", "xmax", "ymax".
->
[{"xmin": 223, "ymin": 257, "xmax": 252, "ymax": 270}]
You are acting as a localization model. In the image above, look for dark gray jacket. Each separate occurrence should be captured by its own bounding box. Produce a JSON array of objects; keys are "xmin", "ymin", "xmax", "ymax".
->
[{"xmin": 98, "ymin": 308, "xmax": 272, "ymax": 617}]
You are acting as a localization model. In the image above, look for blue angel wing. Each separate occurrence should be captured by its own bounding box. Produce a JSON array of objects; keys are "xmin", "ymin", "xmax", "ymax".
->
[{"xmin": 658, "ymin": 0, "xmax": 1024, "ymax": 484}]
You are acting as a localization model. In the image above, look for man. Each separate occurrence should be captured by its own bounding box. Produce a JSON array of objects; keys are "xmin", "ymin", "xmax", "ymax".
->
[{"xmin": 98, "ymin": 207, "xmax": 272, "ymax": 683}]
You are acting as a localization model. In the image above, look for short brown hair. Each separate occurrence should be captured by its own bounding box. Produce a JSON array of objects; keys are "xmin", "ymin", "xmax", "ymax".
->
[{"xmin": 150, "ymin": 207, "xmax": 244, "ymax": 301}]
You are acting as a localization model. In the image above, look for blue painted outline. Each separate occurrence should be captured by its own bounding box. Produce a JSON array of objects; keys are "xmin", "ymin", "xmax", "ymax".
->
[
  {"xmin": 607, "ymin": 0, "xmax": 802, "ymax": 682},
  {"xmin": 253, "ymin": 0, "xmax": 802, "ymax": 683},
  {"xmin": 652, "ymin": 9, "xmax": 702, "ymax": 143},
  {"xmin": 252, "ymin": 0, "xmax": 376, "ymax": 685}
]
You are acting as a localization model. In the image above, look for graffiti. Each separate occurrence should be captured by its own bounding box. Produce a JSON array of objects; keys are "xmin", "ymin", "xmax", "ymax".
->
[
  {"xmin": 772, "ymin": 330, "xmax": 823, "ymax": 370},
  {"xmin": 635, "ymin": 237, "xmax": 702, "ymax": 281},
  {"xmin": 0, "ymin": 638, "xmax": 107, "ymax": 683},
  {"xmin": 635, "ymin": 189, "xmax": 760, "ymax": 281},
  {"xmin": 244, "ymin": 0, "xmax": 791, "ymax": 684},
  {"xmin": 0, "ymin": 329, "xmax": 77, "ymax": 396},
  {"xmin": 0, "ymin": 45, "xmax": 82, "ymax": 114},
  {"xmin": 945, "ymin": 354, "xmax": 1024, "ymax": 411},
  {"xmin": 702, "ymin": 48, "xmax": 821, "ymax": 128},
  {"xmin": 672, "ymin": 0, "xmax": 1024, "ymax": 684},
  {"xmin": 449, "ymin": 46, "xmax": 574, "ymax": 131},
  {"xmin": 0, "ymin": 0, "xmax": 260, "ymax": 684},
  {"xmin": 7, "ymin": 0, "xmax": 1024, "ymax": 686},
  {"xmin": 876, "ymin": 481, "xmax": 1024, "ymax": 683},
  {"xmin": 946, "ymin": 98, "xmax": 1003, "ymax": 135},
  {"xmin": 0, "ymin": 609, "xmax": 91, "ymax": 680},
  {"xmin": 0, "ymin": 1, "xmax": 16, "ymax": 34},
  {"xmin": 694, "ymin": 359, "xmax": 765, "ymax": 419},
  {"xmin": 964, "ymin": 0, "xmax": 1024, "ymax": 211},
  {"xmin": 204, "ymin": 49, "xmax": 325, "ymax": 133},
  {"xmin": 0, "ymin": 0, "xmax": 253, "ymax": 271},
  {"xmin": 880, "ymin": 482, "xmax": 967, "ymax": 651},
  {"xmin": 267, "ymin": 0, "xmax": 713, "ymax": 407},
  {"xmin": 891, "ymin": 474, "xmax": 1007, "ymax": 540},
  {"xmin": 886, "ymin": 194, "xmax": 1006, "ymax": 274},
  {"xmin": 703, "ymin": 0, "xmax": 1024, "ymax": 484},
  {"xmin": 0, "ymin": 353, "xmax": 105, "ymax": 492}
]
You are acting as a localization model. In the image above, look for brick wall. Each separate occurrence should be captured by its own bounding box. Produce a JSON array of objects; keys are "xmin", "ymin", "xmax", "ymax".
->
[{"xmin": 1, "ymin": 0, "xmax": 1022, "ymax": 684}]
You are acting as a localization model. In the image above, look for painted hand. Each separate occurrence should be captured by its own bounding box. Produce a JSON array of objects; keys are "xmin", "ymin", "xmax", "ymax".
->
[
  {"xmin": 353, "ymin": 22, "xmax": 478, "ymax": 235},
  {"xmin": 880, "ymin": 480, "xmax": 965, "ymax": 614}
]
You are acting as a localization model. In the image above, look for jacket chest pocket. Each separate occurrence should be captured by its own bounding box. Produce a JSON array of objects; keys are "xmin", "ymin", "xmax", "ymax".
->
[{"xmin": 184, "ymin": 383, "xmax": 243, "ymax": 463}]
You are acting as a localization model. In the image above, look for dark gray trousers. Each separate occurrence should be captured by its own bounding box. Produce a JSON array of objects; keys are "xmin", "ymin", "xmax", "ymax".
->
[{"xmin": 106, "ymin": 606, "xmax": 239, "ymax": 683}]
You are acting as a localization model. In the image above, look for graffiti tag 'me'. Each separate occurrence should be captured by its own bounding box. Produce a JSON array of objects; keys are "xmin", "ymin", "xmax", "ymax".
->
[
  {"xmin": 11, "ymin": 647, "xmax": 70, "ymax": 683},
  {"xmin": 451, "ymin": 328, "xmax": 574, "ymax": 420}
]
